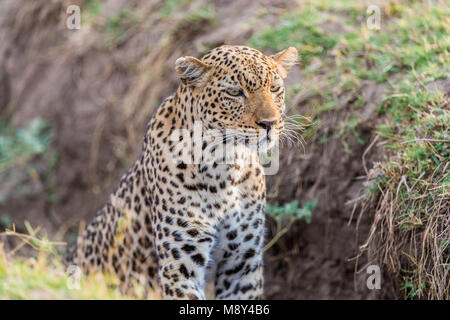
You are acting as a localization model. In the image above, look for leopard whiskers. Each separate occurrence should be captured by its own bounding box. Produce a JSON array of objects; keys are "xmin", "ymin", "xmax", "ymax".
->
[
  {"xmin": 278, "ymin": 114, "xmax": 309, "ymax": 150},
  {"xmin": 280, "ymin": 126, "xmax": 305, "ymax": 150},
  {"xmin": 281, "ymin": 129, "xmax": 305, "ymax": 150}
]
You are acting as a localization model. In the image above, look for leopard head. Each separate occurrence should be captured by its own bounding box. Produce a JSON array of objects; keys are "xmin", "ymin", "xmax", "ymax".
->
[{"xmin": 175, "ymin": 45, "xmax": 298, "ymax": 150}]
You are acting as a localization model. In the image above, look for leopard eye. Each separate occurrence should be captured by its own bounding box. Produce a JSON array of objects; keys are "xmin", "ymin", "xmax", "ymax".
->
[
  {"xmin": 226, "ymin": 88, "xmax": 244, "ymax": 97},
  {"xmin": 270, "ymin": 85, "xmax": 281, "ymax": 93}
]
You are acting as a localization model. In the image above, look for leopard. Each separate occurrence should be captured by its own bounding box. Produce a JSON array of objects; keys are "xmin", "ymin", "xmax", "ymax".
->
[{"xmin": 64, "ymin": 45, "xmax": 298, "ymax": 300}]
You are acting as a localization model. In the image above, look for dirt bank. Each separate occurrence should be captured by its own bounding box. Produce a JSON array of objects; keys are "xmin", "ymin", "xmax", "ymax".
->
[{"xmin": 0, "ymin": 0, "xmax": 397, "ymax": 299}]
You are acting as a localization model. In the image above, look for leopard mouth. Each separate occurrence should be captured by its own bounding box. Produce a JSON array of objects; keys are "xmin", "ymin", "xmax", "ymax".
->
[
  {"xmin": 211, "ymin": 125, "xmax": 280, "ymax": 151},
  {"xmin": 239, "ymin": 129, "xmax": 279, "ymax": 151}
]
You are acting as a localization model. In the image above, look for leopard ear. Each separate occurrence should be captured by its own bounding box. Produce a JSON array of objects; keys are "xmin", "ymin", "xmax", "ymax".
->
[
  {"xmin": 271, "ymin": 47, "xmax": 298, "ymax": 79},
  {"xmin": 175, "ymin": 56, "xmax": 209, "ymax": 86}
]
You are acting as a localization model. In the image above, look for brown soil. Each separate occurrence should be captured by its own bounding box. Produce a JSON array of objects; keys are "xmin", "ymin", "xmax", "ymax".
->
[{"xmin": 0, "ymin": 0, "xmax": 395, "ymax": 299}]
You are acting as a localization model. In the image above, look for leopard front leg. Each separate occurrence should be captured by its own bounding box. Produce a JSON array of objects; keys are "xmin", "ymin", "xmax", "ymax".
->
[
  {"xmin": 153, "ymin": 217, "xmax": 217, "ymax": 300},
  {"xmin": 214, "ymin": 213, "xmax": 265, "ymax": 300}
]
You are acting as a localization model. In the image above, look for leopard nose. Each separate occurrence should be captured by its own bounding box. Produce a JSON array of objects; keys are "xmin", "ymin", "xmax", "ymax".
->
[{"xmin": 255, "ymin": 120, "xmax": 276, "ymax": 131}]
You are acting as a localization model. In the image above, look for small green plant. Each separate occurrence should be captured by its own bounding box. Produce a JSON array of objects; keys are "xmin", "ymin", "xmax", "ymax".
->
[
  {"xmin": 401, "ymin": 274, "xmax": 428, "ymax": 299},
  {"xmin": 160, "ymin": 0, "xmax": 185, "ymax": 17},
  {"xmin": 104, "ymin": 7, "xmax": 139, "ymax": 46},
  {"xmin": 0, "ymin": 118, "xmax": 53, "ymax": 173},
  {"xmin": 0, "ymin": 118, "xmax": 56, "ymax": 206},
  {"xmin": 264, "ymin": 199, "xmax": 316, "ymax": 251},
  {"xmin": 82, "ymin": 0, "xmax": 102, "ymax": 24}
]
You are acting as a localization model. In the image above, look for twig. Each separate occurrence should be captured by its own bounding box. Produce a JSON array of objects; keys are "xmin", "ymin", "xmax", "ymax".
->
[
  {"xmin": 264, "ymin": 216, "xmax": 297, "ymax": 252},
  {"xmin": 399, "ymin": 138, "xmax": 450, "ymax": 145},
  {"xmin": 362, "ymin": 135, "xmax": 379, "ymax": 176}
]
